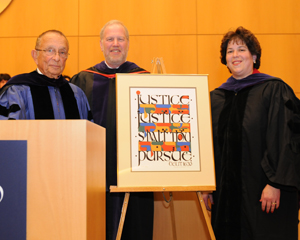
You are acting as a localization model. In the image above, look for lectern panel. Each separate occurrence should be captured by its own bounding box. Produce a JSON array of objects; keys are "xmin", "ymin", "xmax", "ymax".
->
[
  {"xmin": 0, "ymin": 141, "xmax": 27, "ymax": 239},
  {"xmin": 0, "ymin": 120, "xmax": 105, "ymax": 240}
]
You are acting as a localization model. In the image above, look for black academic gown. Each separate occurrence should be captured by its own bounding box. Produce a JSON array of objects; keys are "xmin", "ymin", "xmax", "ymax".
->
[
  {"xmin": 0, "ymin": 71, "xmax": 92, "ymax": 120},
  {"xmin": 210, "ymin": 73, "xmax": 300, "ymax": 240},
  {"xmin": 71, "ymin": 61, "xmax": 154, "ymax": 240}
]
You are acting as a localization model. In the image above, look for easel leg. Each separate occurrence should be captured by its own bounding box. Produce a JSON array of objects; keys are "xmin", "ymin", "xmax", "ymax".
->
[
  {"xmin": 116, "ymin": 192, "xmax": 130, "ymax": 240},
  {"xmin": 169, "ymin": 198, "xmax": 178, "ymax": 240},
  {"xmin": 196, "ymin": 192, "xmax": 216, "ymax": 240}
]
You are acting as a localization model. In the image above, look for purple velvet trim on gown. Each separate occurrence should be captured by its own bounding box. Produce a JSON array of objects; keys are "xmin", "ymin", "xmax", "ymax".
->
[
  {"xmin": 218, "ymin": 73, "xmax": 276, "ymax": 92},
  {"xmin": 91, "ymin": 61, "xmax": 139, "ymax": 127}
]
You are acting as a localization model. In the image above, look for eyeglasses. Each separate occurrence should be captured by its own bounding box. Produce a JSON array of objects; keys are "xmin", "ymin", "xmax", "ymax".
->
[{"xmin": 35, "ymin": 48, "xmax": 69, "ymax": 59}]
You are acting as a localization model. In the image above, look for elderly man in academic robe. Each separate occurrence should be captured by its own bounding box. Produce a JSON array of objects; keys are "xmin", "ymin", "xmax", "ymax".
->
[{"xmin": 0, "ymin": 30, "xmax": 92, "ymax": 120}]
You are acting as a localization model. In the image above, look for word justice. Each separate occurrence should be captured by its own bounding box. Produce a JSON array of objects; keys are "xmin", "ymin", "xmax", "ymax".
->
[
  {"xmin": 137, "ymin": 94, "xmax": 189, "ymax": 105},
  {"xmin": 138, "ymin": 112, "xmax": 190, "ymax": 124}
]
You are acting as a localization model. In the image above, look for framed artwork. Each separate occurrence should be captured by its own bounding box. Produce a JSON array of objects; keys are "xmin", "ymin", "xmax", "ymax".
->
[{"xmin": 116, "ymin": 74, "xmax": 215, "ymax": 190}]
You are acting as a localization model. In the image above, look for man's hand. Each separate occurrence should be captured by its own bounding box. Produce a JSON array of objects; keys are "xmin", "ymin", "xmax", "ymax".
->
[{"xmin": 202, "ymin": 192, "xmax": 214, "ymax": 211}]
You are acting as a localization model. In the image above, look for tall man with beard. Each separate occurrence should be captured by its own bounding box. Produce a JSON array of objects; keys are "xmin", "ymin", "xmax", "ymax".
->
[{"xmin": 71, "ymin": 20, "xmax": 154, "ymax": 240}]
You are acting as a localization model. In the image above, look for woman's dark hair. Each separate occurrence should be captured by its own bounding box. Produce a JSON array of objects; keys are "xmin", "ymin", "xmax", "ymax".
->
[
  {"xmin": 220, "ymin": 26, "xmax": 261, "ymax": 69},
  {"xmin": 0, "ymin": 73, "xmax": 11, "ymax": 80}
]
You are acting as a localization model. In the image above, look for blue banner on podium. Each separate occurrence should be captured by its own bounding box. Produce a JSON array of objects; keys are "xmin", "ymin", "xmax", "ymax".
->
[{"xmin": 0, "ymin": 140, "xmax": 27, "ymax": 240}]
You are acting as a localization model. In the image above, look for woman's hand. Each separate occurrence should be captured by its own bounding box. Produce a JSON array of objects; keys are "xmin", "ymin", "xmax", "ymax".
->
[
  {"xmin": 260, "ymin": 184, "xmax": 280, "ymax": 213},
  {"xmin": 202, "ymin": 192, "xmax": 214, "ymax": 211}
]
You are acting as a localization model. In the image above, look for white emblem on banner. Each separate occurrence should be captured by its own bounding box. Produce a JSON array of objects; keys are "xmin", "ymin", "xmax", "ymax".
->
[{"xmin": 0, "ymin": 186, "xmax": 3, "ymax": 202}]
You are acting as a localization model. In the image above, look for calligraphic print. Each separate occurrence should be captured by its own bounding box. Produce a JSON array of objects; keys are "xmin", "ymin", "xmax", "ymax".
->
[{"xmin": 130, "ymin": 88, "xmax": 200, "ymax": 172}]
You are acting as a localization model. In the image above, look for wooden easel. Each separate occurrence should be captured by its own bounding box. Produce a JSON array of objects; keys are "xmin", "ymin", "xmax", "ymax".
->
[
  {"xmin": 112, "ymin": 59, "xmax": 216, "ymax": 239},
  {"xmin": 110, "ymin": 186, "xmax": 216, "ymax": 240},
  {"xmin": 151, "ymin": 57, "xmax": 167, "ymax": 74}
]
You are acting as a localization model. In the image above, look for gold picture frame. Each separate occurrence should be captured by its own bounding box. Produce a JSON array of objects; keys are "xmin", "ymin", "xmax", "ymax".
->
[{"xmin": 116, "ymin": 74, "xmax": 215, "ymax": 191}]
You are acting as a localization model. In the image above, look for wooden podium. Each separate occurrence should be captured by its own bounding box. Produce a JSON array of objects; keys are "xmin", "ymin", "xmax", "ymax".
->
[{"xmin": 0, "ymin": 120, "xmax": 105, "ymax": 240}]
